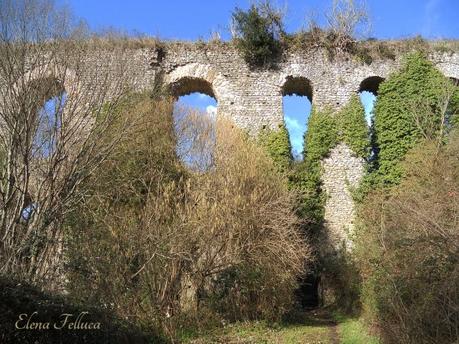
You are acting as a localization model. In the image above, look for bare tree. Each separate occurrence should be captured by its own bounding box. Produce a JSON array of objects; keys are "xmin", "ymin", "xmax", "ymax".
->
[
  {"xmin": 0, "ymin": 0, "xmax": 136, "ymax": 287},
  {"xmin": 408, "ymin": 78, "xmax": 459, "ymax": 146},
  {"xmin": 305, "ymin": 0, "xmax": 371, "ymax": 55},
  {"xmin": 325, "ymin": 0, "xmax": 370, "ymax": 40}
]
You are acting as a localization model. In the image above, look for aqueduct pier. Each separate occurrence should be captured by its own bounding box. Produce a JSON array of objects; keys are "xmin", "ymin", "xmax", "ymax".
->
[{"xmin": 21, "ymin": 41, "xmax": 459, "ymax": 247}]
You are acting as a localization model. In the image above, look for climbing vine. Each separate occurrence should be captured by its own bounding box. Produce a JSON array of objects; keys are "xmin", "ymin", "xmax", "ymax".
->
[
  {"xmin": 338, "ymin": 94, "xmax": 371, "ymax": 159},
  {"xmin": 303, "ymin": 107, "xmax": 339, "ymax": 165},
  {"xmin": 371, "ymin": 52, "xmax": 459, "ymax": 186},
  {"xmin": 257, "ymin": 98, "xmax": 370, "ymax": 225},
  {"xmin": 258, "ymin": 124, "xmax": 292, "ymax": 174},
  {"xmin": 291, "ymin": 100, "xmax": 369, "ymax": 226}
]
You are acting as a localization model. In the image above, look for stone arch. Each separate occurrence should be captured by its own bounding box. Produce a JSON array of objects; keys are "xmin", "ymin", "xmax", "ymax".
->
[
  {"xmin": 358, "ymin": 76, "xmax": 385, "ymax": 95},
  {"xmin": 281, "ymin": 76, "xmax": 313, "ymax": 102},
  {"xmin": 27, "ymin": 76, "xmax": 65, "ymax": 107},
  {"xmin": 169, "ymin": 77, "xmax": 216, "ymax": 100},
  {"xmin": 280, "ymin": 76, "xmax": 313, "ymax": 160},
  {"xmin": 15, "ymin": 64, "xmax": 76, "ymax": 95},
  {"xmin": 166, "ymin": 63, "xmax": 219, "ymax": 101}
]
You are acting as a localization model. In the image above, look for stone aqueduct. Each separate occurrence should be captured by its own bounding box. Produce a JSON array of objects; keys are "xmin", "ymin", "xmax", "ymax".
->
[
  {"xmin": 34, "ymin": 42, "xmax": 459, "ymax": 245},
  {"xmin": 155, "ymin": 42, "xmax": 459, "ymax": 246}
]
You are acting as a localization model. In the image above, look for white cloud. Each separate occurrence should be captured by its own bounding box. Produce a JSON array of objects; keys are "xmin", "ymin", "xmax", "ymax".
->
[
  {"xmin": 206, "ymin": 105, "xmax": 217, "ymax": 118},
  {"xmin": 284, "ymin": 115, "xmax": 305, "ymax": 158},
  {"xmin": 284, "ymin": 115, "xmax": 302, "ymax": 131}
]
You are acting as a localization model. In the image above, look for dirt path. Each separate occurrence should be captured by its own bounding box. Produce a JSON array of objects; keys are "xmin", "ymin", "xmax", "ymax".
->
[
  {"xmin": 304, "ymin": 309, "xmax": 340, "ymax": 344},
  {"xmin": 188, "ymin": 308, "xmax": 343, "ymax": 344},
  {"xmin": 328, "ymin": 322, "xmax": 340, "ymax": 344}
]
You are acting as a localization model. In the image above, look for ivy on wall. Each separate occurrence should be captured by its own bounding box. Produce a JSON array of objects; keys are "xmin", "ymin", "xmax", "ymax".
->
[
  {"xmin": 303, "ymin": 107, "xmax": 339, "ymax": 164},
  {"xmin": 304, "ymin": 97, "xmax": 370, "ymax": 165},
  {"xmin": 339, "ymin": 95, "xmax": 371, "ymax": 159},
  {"xmin": 371, "ymin": 52, "xmax": 459, "ymax": 186},
  {"xmin": 296, "ymin": 100, "xmax": 369, "ymax": 225},
  {"xmin": 258, "ymin": 98, "xmax": 369, "ymax": 226},
  {"xmin": 258, "ymin": 124, "xmax": 292, "ymax": 174}
]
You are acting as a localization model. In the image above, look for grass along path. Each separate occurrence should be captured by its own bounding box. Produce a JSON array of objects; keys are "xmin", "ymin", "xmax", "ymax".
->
[{"xmin": 184, "ymin": 309, "xmax": 379, "ymax": 344}]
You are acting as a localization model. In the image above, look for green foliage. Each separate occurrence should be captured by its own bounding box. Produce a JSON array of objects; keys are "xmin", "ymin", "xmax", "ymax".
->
[
  {"xmin": 231, "ymin": 2, "xmax": 283, "ymax": 68},
  {"xmin": 334, "ymin": 313, "xmax": 380, "ymax": 344},
  {"xmin": 372, "ymin": 52, "xmax": 459, "ymax": 186},
  {"xmin": 292, "ymin": 102, "xmax": 369, "ymax": 226},
  {"xmin": 339, "ymin": 94, "xmax": 371, "ymax": 159},
  {"xmin": 354, "ymin": 135, "xmax": 459, "ymax": 344},
  {"xmin": 289, "ymin": 160, "xmax": 325, "ymax": 228},
  {"xmin": 290, "ymin": 108, "xmax": 338, "ymax": 227},
  {"xmin": 303, "ymin": 108, "xmax": 339, "ymax": 164},
  {"xmin": 258, "ymin": 124, "xmax": 292, "ymax": 173}
]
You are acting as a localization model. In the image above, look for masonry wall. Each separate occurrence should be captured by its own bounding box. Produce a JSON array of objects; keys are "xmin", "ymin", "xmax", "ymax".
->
[
  {"xmin": 146, "ymin": 42, "xmax": 459, "ymax": 248},
  {"xmin": 9, "ymin": 42, "xmax": 458, "ymax": 247}
]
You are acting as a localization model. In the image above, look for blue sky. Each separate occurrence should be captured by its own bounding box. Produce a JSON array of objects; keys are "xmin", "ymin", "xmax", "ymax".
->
[
  {"xmin": 64, "ymin": 0, "xmax": 459, "ymax": 40},
  {"xmin": 62, "ymin": 0, "xmax": 459, "ymax": 158}
]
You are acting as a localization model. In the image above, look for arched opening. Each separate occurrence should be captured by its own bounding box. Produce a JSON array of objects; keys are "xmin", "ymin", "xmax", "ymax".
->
[
  {"xmin": 359, "ymin": 76, "xmax": 384, "ymax": 126},
  {"xmin": 451, "ymin": 77, "xmax": 459, "ymax": 87},
  {"xmin": 30, "ymin": 77, "xmax": 67, "ymax": 158},
  {"xmin": 282, "ymin": 77, "xmax": 313, "ymax": 160},
  {"xmin": 359, "ymin": 76, "xmax": 384, "ymax": 96},
  {"xmin": 170, "ymin": 77, "xmax": 216, "ymax": 100},
  {"xmin": 282, "ymin": 77, "xmax": 318, "ymax": 307},
  {"xmin": 170, "ymin": 77, "xmax": 217, "ymax": 171},
  {"xmin": 359, "ymin": 76, "xmax": 384, "ymax": 163},
  {"xmin": 20, "ymin": 77, "xmax": 66, "ymax": 221}
]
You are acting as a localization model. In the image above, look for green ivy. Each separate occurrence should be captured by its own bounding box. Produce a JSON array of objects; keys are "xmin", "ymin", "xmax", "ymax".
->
[
  {"xmin": 297, "ymin": 108, "xmax": 336, "ymax": 226},
  {"xmin": 257, "ymin": 100, "xmax": 370, "ymax": 225},
  {"xmin": 303, "ymin": 107, "xmax": 339, "ymax": 164},
  {"xmin": 372, "ymin": 52, "xmax": 459, "ymax": 186},
  {"xmin": 339, "ymin": 94, "xmax": 371, "ymax": 159},
  {"xmin": 290, "ymin": 101, "xmax": 369, "ymax": 226},
  {"xmin": 258, "ymin": 124, "xmax": 292, "ymax": 174}
]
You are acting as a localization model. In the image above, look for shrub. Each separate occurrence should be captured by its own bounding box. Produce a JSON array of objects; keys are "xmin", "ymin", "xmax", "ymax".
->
[
  {"xmin": 287, "ymin": 0, "xmax": 370, "ymax": 60},
  {"xmin": 65, "ymin": 95, "xmax": 311, "ymax": 339},
  {"xmin": 354, "ymin": 134, "xmax": 459, "ymax": 344},
  {"xmin": 231, "ymin": 1, "xmax": 284, "ymax": 68}
]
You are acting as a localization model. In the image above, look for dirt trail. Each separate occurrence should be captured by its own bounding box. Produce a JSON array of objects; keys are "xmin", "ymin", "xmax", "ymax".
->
[
  {"xmin": 303, "ymin": 309, "xmax": 340, "ymax": 344},
  {"xmin": 328, "ymin": 322, "xmax": 340, "ymax": 344}
]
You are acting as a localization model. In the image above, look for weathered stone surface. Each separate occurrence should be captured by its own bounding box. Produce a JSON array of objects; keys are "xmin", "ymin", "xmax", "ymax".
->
[
  {"xmin": 152, "ymin": 42, "xmax": 459, "ymax": 247},
  {"xmin": 321, "ymin": 143, "xmax": 365, "ymax": 249},
  {"xmin": 159, "ymin": 43, "xmax": 459, "ymax": 130},
  {"xmin": 16, "ymin": 42, "xmax": 459, "ymax": 247}
]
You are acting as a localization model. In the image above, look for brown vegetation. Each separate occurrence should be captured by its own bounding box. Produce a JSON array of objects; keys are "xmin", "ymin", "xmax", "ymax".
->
[
  {"xmin": 65, "ymin": 95, "xmax": 311, "ymax": 340},
  {"xmin": 355, "ymin": 134, "xmax": 459, "ymax": 344},
  {"xmin": 0, "ymin": 0, "xmax": 135, "ymax": 287}
]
